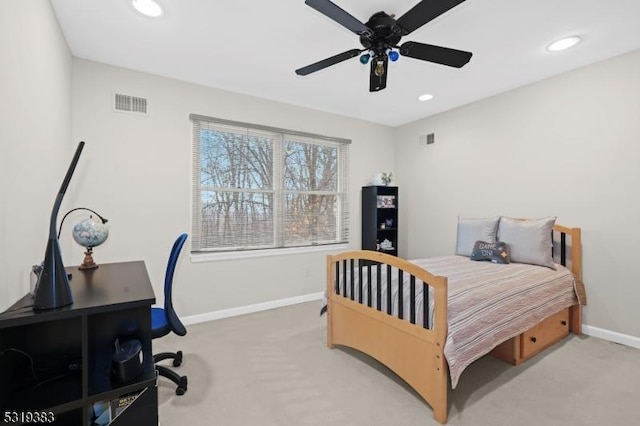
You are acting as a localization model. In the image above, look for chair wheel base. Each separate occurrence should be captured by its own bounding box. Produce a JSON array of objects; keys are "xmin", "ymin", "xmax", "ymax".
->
[
  {"xmin": 176, "ymin": 376, "xmax": 188, "ymax": 395},
  {"xmin": 173, "ymin": 351, "xmax": 183, "ymax": 367},
  {"xmin": 156, "ymin": 364, "xmax": 188, "ymax": 396}
]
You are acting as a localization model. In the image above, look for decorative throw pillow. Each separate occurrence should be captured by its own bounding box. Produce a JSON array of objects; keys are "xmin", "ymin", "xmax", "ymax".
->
[
  {"xmin": 455, "ymin": 216, "xmax": 500, "ymax": 257},
  {"xmin": 470, "ymin": 241, "xmax": 511, "ymax": 264},
  {"xmin": 498, "ymin": 216, "xmax": 557, "ymax": 269}
]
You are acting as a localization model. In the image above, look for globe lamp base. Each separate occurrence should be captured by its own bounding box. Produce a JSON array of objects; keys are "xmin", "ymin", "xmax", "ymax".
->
[{"xmin": 79, "ymin": 247, "xmax": 99, "ymax": 270}]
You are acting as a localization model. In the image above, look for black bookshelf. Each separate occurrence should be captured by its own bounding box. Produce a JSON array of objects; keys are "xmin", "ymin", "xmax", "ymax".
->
[
  {"xmin": 361, "ymin": 185, "xmax": 399, "ymax": 257},
  {"xmin": 0, "ymin": 261, "xmax": 158, "ymax": 426}
]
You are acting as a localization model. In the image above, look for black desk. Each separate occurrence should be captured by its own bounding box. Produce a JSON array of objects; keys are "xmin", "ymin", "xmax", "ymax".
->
[{"xmin": 0, "ymin": 261, "xmax": 158, "ymax": 425}]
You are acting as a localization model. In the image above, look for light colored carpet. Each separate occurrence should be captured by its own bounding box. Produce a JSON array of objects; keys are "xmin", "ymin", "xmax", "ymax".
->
[{"xmin": 154, "ymin": 302, "xmax": 639, "ymax": 425}]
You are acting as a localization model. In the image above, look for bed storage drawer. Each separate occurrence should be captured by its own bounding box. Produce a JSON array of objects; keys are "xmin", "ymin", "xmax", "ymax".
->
[
  {"xmin": 521, "ymin": 308, "xmax": 570, "ymax": 359},
  {"xmin": 490, "ymin": 335, "xmax": 521, "ymax": 364},
  {"xmin": 490, "ymin": 308, "xmax": 570, "ymax": 365}
]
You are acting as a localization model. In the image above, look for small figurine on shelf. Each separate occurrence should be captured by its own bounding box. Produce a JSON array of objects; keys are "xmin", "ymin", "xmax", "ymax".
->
[
  {"xmin": 376, "ymin": 239, "xmax": 380, "ymax": 251},
  {"xmin": 372, "ymin": 172, "xmax": 393, "ymax": 186},
  {"xmin": 381, "ymin": 172, "xmax": 393, "ymax": 186},
  {"xmin": 385, "ymin": 219, "xmax": 393, "ymax": 228}
]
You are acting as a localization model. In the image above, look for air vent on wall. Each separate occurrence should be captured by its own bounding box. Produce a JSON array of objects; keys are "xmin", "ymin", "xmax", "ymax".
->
[
  {"xmin": 113, "ymin": 93, "xmax": 148, "ymax": 115},
  {"xmin": 418, "ymin": 133, "xmax": 435, "ymax": 148}
]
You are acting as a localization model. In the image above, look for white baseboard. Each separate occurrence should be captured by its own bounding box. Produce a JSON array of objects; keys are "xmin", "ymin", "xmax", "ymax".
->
[
  {"xmin": 181, "ymin": 291, "xmax": 324, "ymax": 326},
  {"xmin": 582, "ymin": 325, "xmax": 640, "ymax": 349},
  {"xmin": 181, "ymin": 294, "xmax": 640, "ymax": 350}
]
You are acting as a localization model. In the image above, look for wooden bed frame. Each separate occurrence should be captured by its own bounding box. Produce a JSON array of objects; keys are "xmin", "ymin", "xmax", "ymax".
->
[{"xmin": 325, "ymin": 224, "xmax": 582, "ymax": 424}]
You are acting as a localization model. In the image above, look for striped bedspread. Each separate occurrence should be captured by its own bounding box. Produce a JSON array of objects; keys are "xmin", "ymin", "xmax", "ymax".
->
[
  {"xmin": 415, "ymin": 256, "xmax": 578, "ymax": 388},
  {"xmin": 331, "ymin": 255, "xmax": 579, "ymax": 389}
]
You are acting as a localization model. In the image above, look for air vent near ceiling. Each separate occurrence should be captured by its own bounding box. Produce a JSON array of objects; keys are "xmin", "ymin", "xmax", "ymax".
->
[
  {"xmin": 113, "ymin": 93, "xmax": 148, "ymax": 115},
  {"xmin": 418, "ymin": 133, "xmax": 435, "ymax": 148},
  {"xmin": 427, "ymin": 133, "xmax": 435, "ymax": 144}
]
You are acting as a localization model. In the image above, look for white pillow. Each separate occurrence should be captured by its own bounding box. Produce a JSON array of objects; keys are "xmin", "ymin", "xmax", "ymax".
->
[
  {"xmin": 498, "ymin": 216, "xmax": 557, "ymax": 269},
  {"xmin": 455, "ymin": 217, "xmax": 500, "ymax": 257}
]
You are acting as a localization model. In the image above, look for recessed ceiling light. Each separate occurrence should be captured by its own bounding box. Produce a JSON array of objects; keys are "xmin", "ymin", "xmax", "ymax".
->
[
  {"xmin": 132, "ymin": 0, "xmax": 164, "ymax": 18},
  {"xmin": 418, "ymin": 93, "xmax": 434, "ymax": 101},
  {"xmin": 547, "ymin": 36, "xmax": 581, "ymax": 52}
]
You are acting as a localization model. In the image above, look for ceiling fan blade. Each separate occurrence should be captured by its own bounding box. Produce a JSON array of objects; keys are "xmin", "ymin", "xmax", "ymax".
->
[
  {"xmin": 400, "ymin": 41, "xmax": 472, "ymax": 68},
  {"xmin": 295, "ymin": 49, "xmax": 362, "ymax": 76},
  {"xmin": 396, "ymin": 0, "xmax": 466, "ymax": 35},
  {"xmin": 305, "ymin": 0, "xmax": 372, "ymax": 36},
  {"xmin": 369, "ymin": 55, "xmax": 389, "ymax": 92}
]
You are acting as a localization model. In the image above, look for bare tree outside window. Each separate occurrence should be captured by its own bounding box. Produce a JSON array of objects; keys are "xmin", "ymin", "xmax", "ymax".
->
[{"xmin": 191, "ymin": 115, "xmax": 350, "ymax": 253}]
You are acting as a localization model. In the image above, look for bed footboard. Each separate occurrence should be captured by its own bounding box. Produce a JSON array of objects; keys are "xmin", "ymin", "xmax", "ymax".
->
[{"xmin": 326, "ymin": 251, "xmax": 449, "ymax": 423}]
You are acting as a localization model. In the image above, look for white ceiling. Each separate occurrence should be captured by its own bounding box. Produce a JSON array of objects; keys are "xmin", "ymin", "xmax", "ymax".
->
[{"xmin": 50, "ymin": 0, "xmax": 640, "ymax": 127}]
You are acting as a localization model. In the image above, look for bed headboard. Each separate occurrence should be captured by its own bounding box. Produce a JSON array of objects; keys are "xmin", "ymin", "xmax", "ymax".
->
[{"xmin": 552, "ymin": 224, "xmax": 582, "ymax": 280}]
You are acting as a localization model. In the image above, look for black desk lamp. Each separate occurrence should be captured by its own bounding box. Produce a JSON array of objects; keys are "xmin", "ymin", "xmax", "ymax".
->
[{"xmin": 33, "ymin": 141, "xmax": 85, "ymax": 311}]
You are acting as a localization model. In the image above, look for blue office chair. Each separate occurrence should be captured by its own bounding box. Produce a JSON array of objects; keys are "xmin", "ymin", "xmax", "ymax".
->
[{"xmin": 152, "ymin": 233, "xmax": 188, "ymax": 395}]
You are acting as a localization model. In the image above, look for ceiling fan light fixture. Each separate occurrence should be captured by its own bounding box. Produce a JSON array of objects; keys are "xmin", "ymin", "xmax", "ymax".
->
[
  {"xmin": 132, "ymin": 0, "xmax": 164, "ymax": 18},
  {"xmin": 418, "ymin": 93, "xmax": 434, "ymax": 101},
  {"xmin": 297, "ymin": 0, "xmax": 473, "ymax": 92},
  {"xmin": 374, "ymin": 61, "xmax": 385, "ymax": 77},
  {"xmin": 547, "ymin": 36, "xmax": 581, "ymax": 52}
]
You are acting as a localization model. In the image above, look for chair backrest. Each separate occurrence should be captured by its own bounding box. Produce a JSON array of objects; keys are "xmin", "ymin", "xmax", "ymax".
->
[{"xmin": 164, "ymin": 233, "xmax": 188, "ymax": 336}]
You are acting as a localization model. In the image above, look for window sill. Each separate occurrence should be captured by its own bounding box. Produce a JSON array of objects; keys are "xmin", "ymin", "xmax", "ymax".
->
[{"xmin": 190, "ymin": 243, "xmax": 350, "ymax": 263}]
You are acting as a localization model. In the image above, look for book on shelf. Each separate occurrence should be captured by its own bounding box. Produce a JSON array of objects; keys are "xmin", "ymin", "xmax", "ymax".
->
[
  {"xmin": 92, "ymin": 388, "xmax": 146, "ymax": 425},
  {"xmin": 376, "ymin": 195, "xmax": 396, "ymax": 208}
]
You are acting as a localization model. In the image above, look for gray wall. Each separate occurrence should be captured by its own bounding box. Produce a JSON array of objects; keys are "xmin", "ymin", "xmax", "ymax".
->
[
  {"xmin": 394, "ymin": 49, "xmax": 640, "ymax": 339},
  {"xmin": 3, "ymin": 1, "xmax": 637, "ymax": 343},
  {"xmin": 70, "ymin": 59, "xmax": 395, "ymax": 316},
  {"xmin": 0, "ymin": 0, "xmax": 73, "ymax": 310}
]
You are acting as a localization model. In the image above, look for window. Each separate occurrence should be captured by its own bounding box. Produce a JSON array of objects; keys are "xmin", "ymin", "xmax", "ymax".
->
[{"xmin": 190, "ymin": 114, "xmax": 350, "ymax": 254}]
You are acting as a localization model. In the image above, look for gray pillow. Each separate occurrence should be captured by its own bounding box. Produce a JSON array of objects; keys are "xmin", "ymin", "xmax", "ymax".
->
[
  {"xmin": 498, "ymin": 216, "xmax": 557, "ymax": 269},
  {"xmin": 455, "ymin": 217, "xmax": 500, "ymax": 257}
]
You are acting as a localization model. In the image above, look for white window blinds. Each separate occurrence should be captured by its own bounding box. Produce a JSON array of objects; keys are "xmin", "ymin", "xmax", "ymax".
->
[{"xmin": 190, "ymin": 114, "xmax": 350, "ymax": 253}]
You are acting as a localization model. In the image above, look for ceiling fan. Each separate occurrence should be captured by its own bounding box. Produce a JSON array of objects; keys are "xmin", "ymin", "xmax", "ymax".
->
[{"xmin": 295, "ymin": 0, "xmax": 473, "ymax": 92}]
